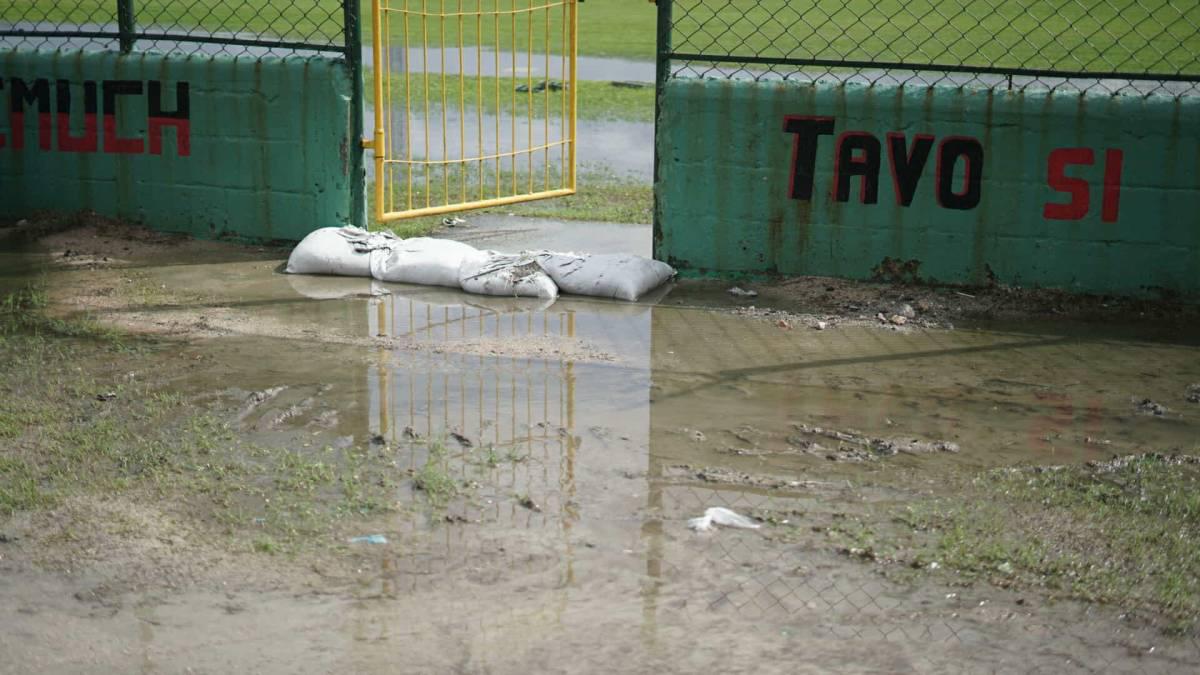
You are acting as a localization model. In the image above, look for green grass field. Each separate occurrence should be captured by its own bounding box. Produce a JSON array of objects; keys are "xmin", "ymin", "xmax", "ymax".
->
[
  {"xmin": 368, "ymin": 70, "xmax": 653, "ymax": 121},
  {"xmin": 12, "ymin": 1, "xmax": 1199, "ymax": 74}
]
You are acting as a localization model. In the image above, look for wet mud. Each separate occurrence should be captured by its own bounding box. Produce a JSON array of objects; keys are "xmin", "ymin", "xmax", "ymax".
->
[{"xmin": 3, "ymin": 222, "xmax": 1200, "ymax": 673}]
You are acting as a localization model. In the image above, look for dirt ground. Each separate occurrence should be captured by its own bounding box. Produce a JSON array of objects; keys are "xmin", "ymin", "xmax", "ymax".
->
[{"xmin": 2, "ymin": 215, "xmax": 1200, "ymax": 674}]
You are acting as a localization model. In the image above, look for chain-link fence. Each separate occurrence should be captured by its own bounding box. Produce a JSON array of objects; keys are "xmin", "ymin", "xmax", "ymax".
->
[
  {"xmin": 0, "ymin": 0, "xmax": 357, "ymax": 59},
  {"xmin": 657, "ymin": 0, "xmax": 1200, "ymax": 97}
]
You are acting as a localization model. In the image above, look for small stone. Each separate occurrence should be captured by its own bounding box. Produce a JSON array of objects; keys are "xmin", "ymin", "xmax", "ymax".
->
[
  {"xmin": 889, "ymin": 315, "xmax": 908, "ymax": 326},
  {"xmin": 1135, "ymin": 398, "xmax": 1167, "ymax": 416},
  {"xmin": 776, "ymin": 319, "xmax": 791, "ymax": 329},
  {"xmin": 815, "ymin": 321, "xmax": 828, "ymax": 331}
]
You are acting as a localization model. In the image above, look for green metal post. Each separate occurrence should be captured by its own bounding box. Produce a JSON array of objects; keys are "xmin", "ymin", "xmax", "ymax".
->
[
  {"xmin": 117, "ymin": 0, "xmax": 136, "ymax": 53},
  {"xmin": 652, "ymin": 0, "xmax": 672, "ymax": 259},
  {"xmin": 344, "ymin": 0, "xmax": 367, "ymax": 228}
]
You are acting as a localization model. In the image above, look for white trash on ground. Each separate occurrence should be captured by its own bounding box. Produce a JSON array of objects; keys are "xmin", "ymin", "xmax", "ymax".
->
[
  {"xmin": 285, "ymin": 226, "xmax": 395, "ymax": 276},
  {"xmin": 284, "ymin": 226, "xmax": 675, "ymax": 302},
  {"xmin": 533, "ymin": 252, "xmax": 676, "ymax": 302},
  {"xmin": 687, "ymin": 507, "xmax": 762, "ymax": 532},
  {"xmin": 459, "ymin": 252, "xmax": 559, "ymax": 299},
  {"xmin": 369, "ymin": 237, "xmax": 484, "ymax": 288}
]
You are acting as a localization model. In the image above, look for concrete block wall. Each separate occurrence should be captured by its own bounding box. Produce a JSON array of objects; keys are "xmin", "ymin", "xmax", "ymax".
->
[
  {"xmin": 0, "ymin": 49, "xmax": 355, "ymax": 241},
  {"xmin": 655, "ymin": 79, "xmax": 1200, "ymax": 296}
]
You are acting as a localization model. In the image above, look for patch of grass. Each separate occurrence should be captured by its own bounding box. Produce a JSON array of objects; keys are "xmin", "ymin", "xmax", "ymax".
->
[
  {"xmin": 252, "ymin": 536, "xmax": 280, "ymax": 554},
  {"xmin": 0, "ymin": 457, "xmax": 53, "ymax": 515},
  {"xmin": 413, "ymin": 440, "xmax": 458, "ymax": 506},
  {"xmin": 0, "ymin": 282, "xmax": 399, "ymax": 548},
  {"xmin": 901, "ymin": 454, "xmax": 1200, "ymax": 632},
  {"xmin": 370, "ymin": 72, "xmax": 653, "ymax": 122},
  {"xmin": 368, "ymin": 166, "xmax": 650, "ymax": 236},
  {"xmin": 1, "ymin": 284, "xmax": 126, "ymax": 345}
]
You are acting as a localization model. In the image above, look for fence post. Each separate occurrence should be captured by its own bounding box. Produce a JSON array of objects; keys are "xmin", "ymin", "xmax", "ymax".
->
[
  {"xmin": 652, "ymin": 0, "xmax": 672, "ymax": 258},
  {"xmin": 117, "ymin": 0, "xmax": 136, "ymax": 53},
  {"xmin": 344, "ymin": 0, "xmax": 367, "ymax": 228}
]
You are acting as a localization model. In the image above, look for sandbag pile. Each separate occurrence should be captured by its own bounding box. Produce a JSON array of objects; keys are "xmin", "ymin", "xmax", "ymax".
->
[{"xmin": 285, "ymin": 226, "xmax": 674, "ymax": 302}]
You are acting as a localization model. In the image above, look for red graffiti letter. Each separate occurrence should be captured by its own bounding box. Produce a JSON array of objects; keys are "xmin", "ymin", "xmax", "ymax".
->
[
  {"xmin": 1043, "ymin": 148, "xmax": 1093, "ymax": 220},
  {"xmin": 1101, "ymin": 149, "xmax": 1123, "ymax": 223}
]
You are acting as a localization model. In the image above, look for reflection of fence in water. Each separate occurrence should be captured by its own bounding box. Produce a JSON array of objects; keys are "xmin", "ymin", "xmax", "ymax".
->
[{"xmin": 366, "ymin": 293, "xmax": 577, "ymax": 526}]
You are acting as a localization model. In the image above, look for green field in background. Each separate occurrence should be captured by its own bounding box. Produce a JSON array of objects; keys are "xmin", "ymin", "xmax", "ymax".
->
[
  {"xmin": 368, "ymin": 70, "xmax": 653, "ymax": 121},
  {"xmin": 10, "ymin": 1, "xmax": 1200, "ymax": 74}
]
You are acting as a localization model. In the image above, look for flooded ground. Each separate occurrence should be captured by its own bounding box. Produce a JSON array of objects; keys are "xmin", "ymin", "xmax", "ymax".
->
[{"xmin": 2, "ymin": 219, "xmax": 1200, "ymax": 673}]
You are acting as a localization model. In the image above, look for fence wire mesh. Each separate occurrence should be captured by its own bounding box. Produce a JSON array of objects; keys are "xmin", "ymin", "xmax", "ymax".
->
[
  {"xmin": 0, "ymin": 0, "xmax": 351, "ymax": 58},
  {"xmin": 664, "ymin": 0, "xmax": 1200, "ymax": 97}
]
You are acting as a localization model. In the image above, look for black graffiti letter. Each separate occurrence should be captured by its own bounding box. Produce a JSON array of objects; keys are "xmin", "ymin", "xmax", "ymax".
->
[
  {"xmin": 833, "ymin": 132, "xmax": 881, "ymax": 204},
  {"xmin": 886, "ymin": 133, "xmax": 935, "ymax": 207},
  {"xmin": 10, "ymin": 77, "xmax": 52, "ymax": 150},
  {"xmin": 936, "ymin": 137, "xmax": 984, "ymax": 210},
  {"xmin": 783, "ymin": 116, "xmax": 835, "ymax": 201}
]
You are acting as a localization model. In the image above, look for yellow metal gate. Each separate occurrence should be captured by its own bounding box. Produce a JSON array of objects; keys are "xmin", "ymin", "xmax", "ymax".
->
[{"xmin": 370, "ymin": 0, "xmax": 577, "ymax": 221}]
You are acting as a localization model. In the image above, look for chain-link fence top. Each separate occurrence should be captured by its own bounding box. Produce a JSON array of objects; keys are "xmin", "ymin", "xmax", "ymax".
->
[
  {"xmin": 1, "ymin": 0, "xmax": 350, "ymax": 58},
  {"xmin": 667, "ymin": 0, "xmax": 1200, "ymax": 97}
]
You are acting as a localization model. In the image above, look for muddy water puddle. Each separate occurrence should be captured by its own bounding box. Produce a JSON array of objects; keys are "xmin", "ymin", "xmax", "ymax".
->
[{"xmin": 7, "ymin": 253, "xmax": 1200, "ymax": 672}]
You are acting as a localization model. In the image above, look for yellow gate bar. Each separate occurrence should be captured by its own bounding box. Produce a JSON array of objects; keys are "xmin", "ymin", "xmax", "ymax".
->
[{"xmin": 371, "ymin": 0, "xmax": 578, "ymax": 224}]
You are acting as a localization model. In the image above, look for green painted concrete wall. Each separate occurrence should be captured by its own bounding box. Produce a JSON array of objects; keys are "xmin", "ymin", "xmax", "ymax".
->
[
  {"xmin": 1, "ymin": 49, "xmax": 355, "ymax": 241},
  {"xmin": 655, "ymin": 79, "xmax": 1200, "ymax": 295}
]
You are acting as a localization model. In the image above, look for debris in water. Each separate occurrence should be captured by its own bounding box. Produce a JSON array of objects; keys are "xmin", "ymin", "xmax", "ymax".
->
[
  {"xmin": 403, "ymin": 426, "xmax": 421, "ymax": 439},
  {"xmin": 442, "ymin": 216, "xmax": 466, "ymax": 227},
  {"xmin": 815, "ymin": 320, "xmax": 828, "ymax": 330},
  {"xmin": 1187, "ymin": 384, "xmax": 1200, "ymax": 403},
  {"xmin": 727, "ymin": 286, "xmax": 758, "ymax": 298},
  {"xmin": 889, "ymin": 314, "xmax": 908, "ymax": 326},
  {"xmin": 689, "ymin": 429, "xmax": 706, "ymax": 443},
  {"xmin": 1135, "ymin": 398, "xmax": 1168, "ymax": 416},
  {"xmin": 517, "ymin": 495, "xmax": 542, "ymax": 512},
  {"xmin": 687, "ymin": 507, "xmax": 761, "ymax": 532},
  {"xmin": 776, "ymin": 319, "xmax": 791, "ymax": 329},
  {"xmin": 450, "ymin": 431, "xmax": 473, "ymax": 447},
  {"xmin": 898, "ymin": 303, "xmax": 916, "ymax": 319},
  {"xmin": 349, "ymin": 534, "xmax": 388, "ymax": 544}
]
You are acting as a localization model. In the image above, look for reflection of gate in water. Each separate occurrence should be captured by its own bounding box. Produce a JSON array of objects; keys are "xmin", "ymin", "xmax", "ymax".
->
[{"xmin": 366, "ymin": 293, "xmax": 576, "ymax": 524}]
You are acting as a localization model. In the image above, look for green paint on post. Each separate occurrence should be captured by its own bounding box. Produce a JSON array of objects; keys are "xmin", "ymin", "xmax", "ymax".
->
[
  {"xmin": 656, "ymin": 79, "xmax": 1200, "ymax": 296},
  {"xmin": 0, "ymin": 49, "xmax": 354, "ymax": 242}
]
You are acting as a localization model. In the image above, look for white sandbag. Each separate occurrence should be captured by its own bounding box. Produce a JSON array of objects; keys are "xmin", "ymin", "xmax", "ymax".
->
[
  {"xmin": 458, "ymin": 252, "xmax": 558, "ymax": 299},
  {"xmin": 369, "ymin": 237, "xmax": 484, "ymax": 288},
  {"xmin": 534, "ymin": 252, "xmax": 675, "ymax": 302},
  {"xmin": 286, "ymin": 226, "xmax": 385, "ymax": 276}
]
